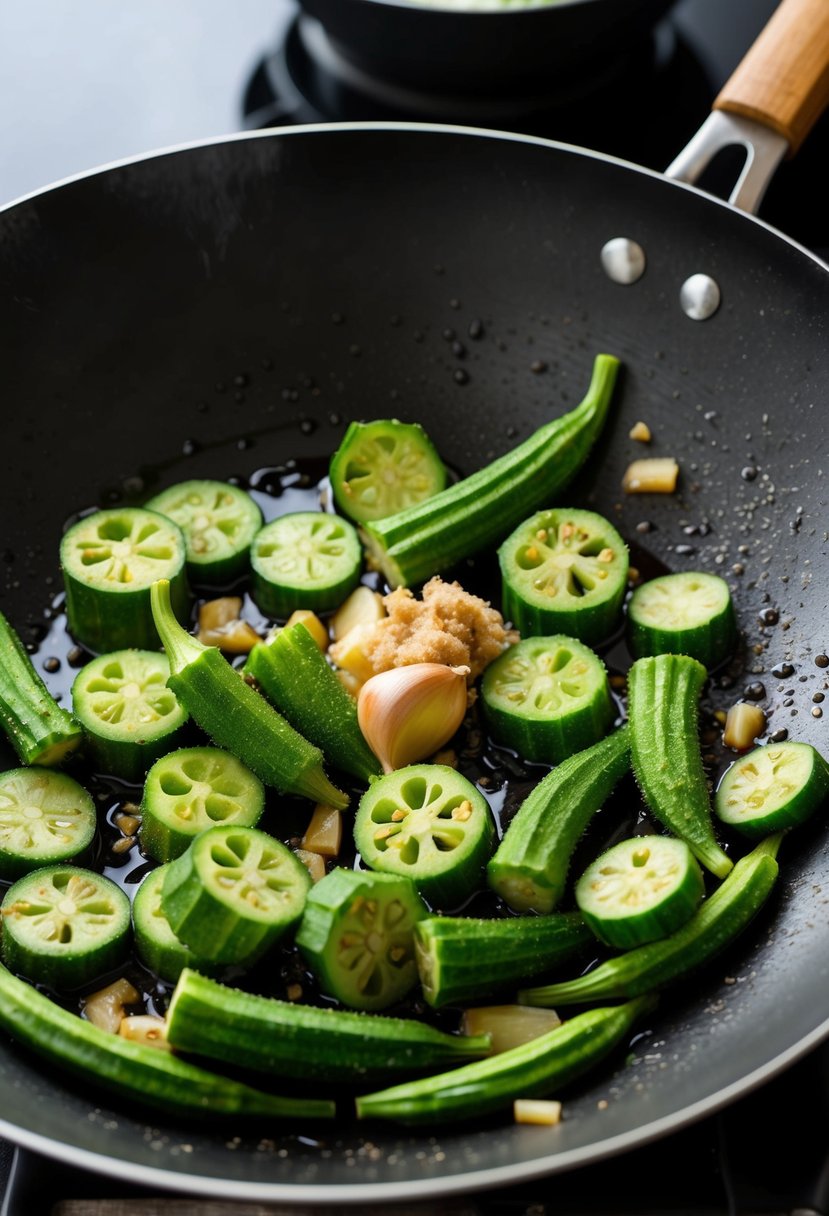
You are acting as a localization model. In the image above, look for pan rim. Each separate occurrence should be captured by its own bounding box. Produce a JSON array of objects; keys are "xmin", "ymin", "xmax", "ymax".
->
[
  {"xmin": 1, "ymin": 119, "xmax": 827, "ymax": 276},
  {"xmin": 2, "ymin": 117, "xmax": 829, "ymax": 1201},
  {"xmin": 1, "ymin": 1016, "xmax": 827, "ymax": 1202}
]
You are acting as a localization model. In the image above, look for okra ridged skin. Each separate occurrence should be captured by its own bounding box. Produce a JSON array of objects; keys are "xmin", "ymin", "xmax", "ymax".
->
[
  {"xmin": 487, "ymin": 726, "xmax": 631, "ymax": 914},
  {"xmin": 355, "ymin": 994, "xmax": 654, "ymax": 1124},
  {"xmin": 166, "ymin": 968, "xmax": 491, "ymax": 1082},
  {"xmin": 362, "ymin": 353, "xmax": 620, "ymax": 588},
  {"xmin": 0, "ymin": 962, "xmax": 333, "ymax": 1120},
  {"xmin": 151, "ymin": 580, "xmax": 348, "ymax": 809},
  {"xmin": 244, "ymin": 623, "xmax": 381, "ymax": 784},
  {"xmin": 414, "ymin": 911, "xmax": 593, "ymax": 1008},
  {"xmin": 519, "ymin": 835, "xmax": 781, "ymax": 1006},
  {"xmin": 628, "ymin": 654, "xmax": 732, "ymax": 879},
  {"xmin": 0, "ymin": 611, "xmax": 82, "ymax": 767}
]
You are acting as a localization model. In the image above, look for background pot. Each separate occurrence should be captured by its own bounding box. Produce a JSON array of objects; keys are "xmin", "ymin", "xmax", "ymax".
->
[{"xmin": 296, "ymin": 0, "xmax": 679, "ymax": 93}]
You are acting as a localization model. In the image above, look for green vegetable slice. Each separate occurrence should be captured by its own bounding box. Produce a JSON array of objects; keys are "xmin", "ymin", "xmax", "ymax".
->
[
  {"xmin": 296, "ymin": 868, "xmax": 427, "ymax": 1011},
  {"xmin": 1, "ymin": 866, "xmax": 130, "ymax": 989},
  {"xmin": 353, "ymin": 764, "xmax": 494, "ymax": 909},
  {"xmin": 71, "ymin": 649, "xmax": 188, "ymax": 783},
  {"xmin": 0, "ymin": 768, "xmax": 97, "ymax": 880},
  {"xmin": 362, "ymin": 353, "xmax": 620, "ymax": 588},
  {"xmin": 628, "ymin": 654, "xmax": 732, "ymax": 879},
  {"xmin": 0, "ymin": 961, "xmax": 334, "ymax": 1120},
  {"xmin": 487, "ymin": 727, "xmax": 630, "ymax": 914},
  {"xmin": 144, "ymin": 479, "xmax": 263, "ymax": 583},
  {"xmin": 521, "ymin": 835, "xmax": 781, "ymax": 1007},
  {"xmin": 499, "ymin": 507, "xmax": 628, "ymax": 645},
  {"xmin": 0, "ymin": 610, "xmax": 82, "ymax": 767},
  {"xmin": 132, "ymin": 865, "xmax": 221, "ymax": 983},
  {"xmin": 575, "ymin": 836, "xmax": 704, "ymax": 949},
  {"xmin": 161, "ymin": 825, "xmax": 311, "ymax": 967},
  {"xmin": 627, "ymin": 571, "xmax": 737, "ymax": 669},
  {"xmin": 139, "ymin": 746, "xmax": 265, "ymax": 863},
  {"xmin": 329, "ymin": 419, "xmax": 448, "ymax": 523},
  {"xmin": 166, "ymin": 967, "xmax": 490, "ymax": 1082},
  {"xmin": 481, "ymin": 635, "xmax": 613, "ymax": 764},
  {"xmin": 60, "ymin": 508, "xmax": 189, "ymax": 653},
  {"xmin": 251, "ymin": 512, "xmax": 362, "ymax": 618},
  {"xmin": 355, "ymin": 995, "xmax": 654, "ymax": 1125},
  {"xmin": 715, "ymin": 741, "xmax": 829, "ymax": 837},
  {"xmin": 414, "ymin": 911, "xmax": 592, "ymax": 1009}
]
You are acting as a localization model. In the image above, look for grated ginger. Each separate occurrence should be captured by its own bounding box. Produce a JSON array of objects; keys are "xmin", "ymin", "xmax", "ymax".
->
[{"xmin": 329, "ymin": 577, "xmax": 510, "ymax": 682}]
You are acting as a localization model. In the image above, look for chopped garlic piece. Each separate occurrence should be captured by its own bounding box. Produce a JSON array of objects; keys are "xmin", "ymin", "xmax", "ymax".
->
[
  {"xmin": 295, "ymin": 848, "xmax": 326, "ymax": 883},
  {"xmin": 83, "ymin": 978, "xmax": 140, "ymax": 1035},
  {"xmin": 119, "ymin": 1015, "xmax": 171, "ymax": 1051},
  {"xmin": 514, "ymin": 1099, "xmax": 562, "ymax": 1126},
  {"xmin": 302, "ymin": 805, "xmax": 342, "ymax": 857},
  {"xmin": 329, "ymin": 622, "xmax": 378, "ymax": 686},
  {"xmin": 331, "ymin": 586, "xmax": 386, "ymax": 641},
  {"xmin": 629, "ymin": 420, "xmax": 652, "ymax": 443},
  {"xmin": 723, "ymin": 702, "xmax": 766, "ymax": 751},
  {"xmin": 622, "ymin": 457, "xmax": 679, "ymax": 494},
  {"xmin": 463, "ymin": 1004, "xmax": 561, "ymax": 1054},
  {"xmin": 198, "ymin": 597, "xmax": 261, "ymax": 654}
]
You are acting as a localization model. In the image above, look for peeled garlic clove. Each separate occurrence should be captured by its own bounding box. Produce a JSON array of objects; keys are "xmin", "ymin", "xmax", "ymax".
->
[{"xmin": 357, "ymin": 663, "xmax": 469, "ymax": 774}]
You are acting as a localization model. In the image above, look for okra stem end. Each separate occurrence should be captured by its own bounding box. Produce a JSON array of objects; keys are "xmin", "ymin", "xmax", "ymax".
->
[
  {"xmin": 150, "ymin": 579, "xmax": 204, "ymax": 675},
  {"xmin": 695, "ymin": 842, "xmax": 734, "ymax": 880}
]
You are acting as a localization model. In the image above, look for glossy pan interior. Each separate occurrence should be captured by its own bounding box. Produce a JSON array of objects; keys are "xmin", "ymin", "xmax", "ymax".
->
[{"xmin": 1, "ymin": 125, "xmax": 828, "ymax": 1203}]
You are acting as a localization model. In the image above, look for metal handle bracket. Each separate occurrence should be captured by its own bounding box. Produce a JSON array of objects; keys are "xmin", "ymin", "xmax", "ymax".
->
[{"xmin": 665, "ymin": 110, "xmax": 789, "ymax": 216}]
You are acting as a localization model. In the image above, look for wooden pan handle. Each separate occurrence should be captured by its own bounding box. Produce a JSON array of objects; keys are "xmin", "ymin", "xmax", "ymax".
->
[{"xmin": 714, "ymin": 0, "xmax": 829, "ymax": 153}]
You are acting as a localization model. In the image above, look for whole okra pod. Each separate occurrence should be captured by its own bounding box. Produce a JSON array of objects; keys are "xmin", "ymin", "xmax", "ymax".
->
[
  {"xmin": 355, "ymin": 994, "xmax": 655, "ymax": 1124},
  {"xmin": 150, "ymin": 579, "xmax": 347, "ymax": 808},
  {"xmin": 0, "ymin": 609, "xmax": 82, "ymax": 767},
  {"xmin": 628, "ymin": 653, "xmax": 732, "ymax": 878},
  {"xmin": 519, "ymin": 834, "xmax": 781, "ymax": 1007},
  {"xmin": 362, "ymin": 353, "xmax": 620, "ymax": 588}
]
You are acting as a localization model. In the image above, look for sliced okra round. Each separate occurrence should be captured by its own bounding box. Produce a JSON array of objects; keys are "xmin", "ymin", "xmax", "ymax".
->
[
  {"xmin": 139, "ymin": 746, "xmax": 265, "ymax": 863},
  {"xmin": 627, "ymin": 570, "xmax": 737, "ymax": 669},
  {"xmin": 481, "ymin": 635, "xmax": 613, "ymax": 764},
  {"xmin": 60, "ymin": 508, "xmax": 189, "ymax": 653},
  {"xmin": 0, "ymin": 866, "xmax": 131, "ymax": 989},
  {"xmin": 71, "ymin": 649, "xmax": 188, "ymax": 782},
  {"xmin": 251, "ymin": 512, "xmax": 362, "ymax": 619},
  {"xmin": 296, "ymin": 867, "xmax": 428, "ymax": 1011},
  {"xmin": 499, "ymin": 507, "xmax": 628, "ymax": 644},
  {"xmin": 0, "ymin": 768, "xmax": 97, "ymax": 880},
  {"xmin": 144, "ymin": 479, "xmax": 263, "ymax": 584},
  {"xmin": 715, "ymin": 741, "xmax": 829, "ymax": 837},
  {"xmin": 160, "ymin": 825, "xmax": 311, "ymax": 967},
  {"xmin": 353, "ymin": 764, "xmax": 494, "ymax": 910},
  {"xmin": 329, "ymin": 419, "xmax": 447, "ymax": 524},
  {"xmin": 132, "ymin": 864, "xmax": 221, "ymax": 983},
  {"xmin": 575, "ymin": 835, "xmax": 705, "ymax": 949}
]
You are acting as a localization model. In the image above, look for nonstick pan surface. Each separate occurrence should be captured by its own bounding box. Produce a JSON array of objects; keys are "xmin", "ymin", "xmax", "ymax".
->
[{"xmin": 1, "ymin": 123, "xmax": 829, "ymax": 1202}]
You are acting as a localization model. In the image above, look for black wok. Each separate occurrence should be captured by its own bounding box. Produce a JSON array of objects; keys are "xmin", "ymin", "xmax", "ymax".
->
[{"xmin": 1, "ymin": 0, "xmax": 829, "ymax": 1203}]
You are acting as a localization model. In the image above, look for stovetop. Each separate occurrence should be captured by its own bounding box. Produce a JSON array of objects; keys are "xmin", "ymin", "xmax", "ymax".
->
[{"xmin": 1, "ymin": 0, "xmax": 828, "ymax": 1211}]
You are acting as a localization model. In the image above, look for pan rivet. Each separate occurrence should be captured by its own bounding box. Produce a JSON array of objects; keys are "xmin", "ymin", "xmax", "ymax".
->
[
  {"xmin": 600, "ymin": 238, "xmax": 646, "ymax": 285},
  {"xmin": 680, "ymin": 274, "xmax": 721, "ymax": 321}
]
